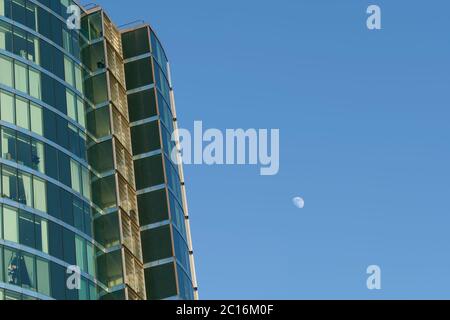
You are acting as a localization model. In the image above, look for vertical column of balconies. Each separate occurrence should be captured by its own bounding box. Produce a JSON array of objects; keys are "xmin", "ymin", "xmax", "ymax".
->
[
  {"xmin": 121, "ymin": 25, "xmax": 197, "ymax": 300},
  {"xmin": 82, "ymin": 7, "xmax": 144, "ymax": 300}
]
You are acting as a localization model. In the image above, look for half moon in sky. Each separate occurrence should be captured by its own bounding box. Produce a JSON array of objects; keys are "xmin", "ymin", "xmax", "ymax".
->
[{"xmin": 292, "ymin": 197, "xmax": 305, "ymax": 209}]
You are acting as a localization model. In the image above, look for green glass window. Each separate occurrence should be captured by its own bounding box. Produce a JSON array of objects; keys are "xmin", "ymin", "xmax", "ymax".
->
[
  {"xmin": 0, "ymin": 55, "xmax": 13, "ymax": 87},
  {"xmin": 128, "ymin": 88, "xmax": 157, "ymax": 123},
  {"xmin": 3, "ymin": 206, "xmax": 18, "ymax": 243},
  {"xmin": 17, "ymin": 132, "xmax": 31, "ymax": 167},
  {"xmin": 137, "ymin": 189, "xmax": 169, "ymax": 226},
  {"xmin": 67, "ymin": 89, "xmax": 76, "ymax": 121},
  {"xmin": 36, "ymin": 258, "xmax": 50, "ymax": 296},
  {"xmin": 2, "ymin": 166, "xmax": 17, "ymax": 201},
  {"xmin": 0, "ymin": 246, "xmax": 3, "ymax": 284},
  {"xmin": 27, "ymin": 34, "xmax": 40, "ymax": 64},
  {"xmin": 70, "ymin": 159, "xmax": 81, "ymax": 194},
  {"xmin": 18, "ymin": 171, "xmax": 32, "ymax": 207},
  {"xmin": 75, "ymin": 235, "xmax": 86, "ymax": 272},
  {"xmin": 19, "ymin": 210, "xmax": 35, "ymax": 248},
  {"xmin": 86, "ymin": 242, "xmax": 95, "ymax": 277},
  {"xmin": 64, "ymin": 56, "xmax": 74, "ymax": 86},
  {"xmin": 0, "ymin": 21, "xmax": 12, "ymax": 51},
  {"xmin": 28, "ymin": 68, "xmax": 41, "ymax": 99},
  {"xmin": 30, "ymin": 102, "xmax": 43, "ymax": 135},
  {"xmin": 141, "ymin": 225, "xmax": 173, "ymax": 264},
  {"xmin": 77, "ymin": 96, "xmax": 85, "ymax": 127},
  {"xmin": 0, "ymin": 90, "xmax": 14, "ymax": 124},
  {"xmin": 16, "ymin": 97, "xmax": 29, "ymax": 130},
  {"xmin": 0, "ymin": 206, "xmax": 3, "ymax": 239},
  {"xmin": 31, "ymin": 139, "xmax": 45, "ymax": 173},
  {"xmin": 131, "ymin": 121, "xmax": 161, "ymax": 155},
  {"xmin": 32, "ymin": 176, "xmax": 46, "ymax": 212},
  {"xmin": 23, "ymin": 252, "xmax": 36, "ymax": 290},
  {"xmin": 125, "ymin": 58, "xmax": 154, "ymax": 90},
  {"xmin": 145, "ymin": 263, "xmax": 177, "ymax": 300},
  {"xmin": 81, "ymin": 166, "xmax": 90, "ymax": 199},
  {"xmin": 75, "ymin": 65, "xmax": 83, "ymax": 92},
  {"xmin": 122, "ymin": 27, "xmax": 150, "ymax": 59},
  {"xmin": 14, "ymin": 61, "xmax": 27, "ymax": 93},
  {"xmin": 1, "ymin": 127, "xmax": 16, "ymax": 161},
  {"xmin": 134, "ymin": 154, "xmax": 165, "ymax": 190},
  {"xmin": 35, "ymin": 217, "xmax": 48, "ymax": 254},
  {"xmin": 13, "ymin": 28, "xmax": 27, "ymax": 59}
]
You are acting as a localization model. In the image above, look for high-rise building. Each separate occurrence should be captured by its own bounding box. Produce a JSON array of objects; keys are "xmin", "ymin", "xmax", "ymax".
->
[{"xmin": 0, "ymin": 0, "xmax": 197, "ymax": 300}]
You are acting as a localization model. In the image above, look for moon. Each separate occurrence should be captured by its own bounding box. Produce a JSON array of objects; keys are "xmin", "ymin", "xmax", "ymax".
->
[{"xmin": 292, "ymin": 197, "xmax": 305, "ymax": 209}]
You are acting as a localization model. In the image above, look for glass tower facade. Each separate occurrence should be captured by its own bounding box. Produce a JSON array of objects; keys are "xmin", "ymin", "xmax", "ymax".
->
[{"xmin": 0, "ymin": 1, "xmax": 197, "ymax": 300}]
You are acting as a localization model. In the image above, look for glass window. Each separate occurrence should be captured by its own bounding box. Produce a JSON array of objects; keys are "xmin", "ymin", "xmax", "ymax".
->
[
  {"xmin": 22, "ymin": 252, "xmax": 36, "ymax": 290},
  {"xmin": 75, "ymin": 65, "xmax": 83, "ymax": 93},
  {"xmin": 177, "ymin": 264, "xmax": 194, "ymax": 300},
  {"xmin": 36, "ymin": 258, "xmax": 50, "ymax": 296},
  {"xmin": 29, "ymin": 68, "xmax": 41, "ymax": 99},
  {"xmin": 0, "ymin": 55, "xmax": 13, "ymax": 87},
  {"xmin": 125, "ymin": 58, "xmax": 154, "ymax": 90},
  {"xmin": 31, "ymin": 139, "xmax": 45, "ymax": 173},
  {"xmin": 35, "ymin": 217, "xmax": 48, "ymax": 254},
  {"xmin": 68, "ymin": 123, "xmax": 79, "ymax": 156},
  {"xmin": 82, "ymin": 166, "xmax": 90, "ymax": 200},
  {"xmin": 174, "ymin": 228, "xmax": 190, "ymax": 274},
  {"xmin": 66, "ymin": 89, "xmax": 76, "ymax": 121},
  {"xmin": 16, "ymin": 97, "xmax": 29, "ymax": 130},
  {"xmin": 0, "ymin": 90, "xmax": 14, "ymax": 124},
  {"xmin": 14, "ymin": 61, "xmax": 28, "ymax": 93},
  {"xmin": 11, "ymin": 0, "xmax": 26, "ymax": 26},
  {"xmin": 62, "ymin": 29, "xmax": 72, "ymax": 53},
  {"xmin": 4, "ymin": 248, "xmax": 20, "ymax": 287},
  {"xmin": 27, "ymin": 34, "xmax": 40, "ymax": 64},
  {"xmin": 0, "ymin": 206, "xmax": 3, "ymax": 239},
  {"xmin": 3, "ymin": 206, "xmax": 18, "ymax": 243},
  {"xmin": 122, "ymin": 27, "xmax": 150, "ymax": 59},
  {"xmin": 30, "ymin": 103, "xmax": 43, "ymax": 135},
  {"xmin": 131, "ymin": 121, "xmax": 161, "ymax": 155},
  {"xmin": 77, "ymin": 96, "xmax": 85, "ymax": 128},
  {"xmin": 13, "ymin": 28, "xmax": 27, "ymax": 59},
  {"xmin": 86, "ymin": 242, "xmax": 95, "ymax": 277},
  {"xmin": 18, "ymin": 171, "xmax": 32, "ymax": 207},
  {"xmin": 17, "ymin": 133, "xmax": 32, "ymax": 168},
  {"xmin": 33, "ymin": 176, "xmax": 46, "ymax": 212},
  {"xmin": 137, "ymin": 189, "xmax": 169, "ymax": 226},
  {"xmin": 48, "ymin": 221, "xmax": 63, "ymax": 259},
  {"xmin": 64, "ymin": 56, "xmax": 74, "ymax": 86},
  {"xmin": 134, "ymin": 154, "xmax": 165, "ymax": 190},
  {"xmin": 71, "ymin": 159, "xmax": 81, "ymax": 193},
  {"xmin": 128, "ymin": 89, "xmax": 157, "ymax": 123},
  {"xmin": 0, "ymin": 21, "xmax": 12, "ymax": 51},
  {"xmin": 63, "ymin": 228, "xmax": 75, "ymax": 265},
  {"xmin": 1, "ymin": 127, "xmax": 16, "ymax": 161},
  {"xmin": 73, "ymin": 197, "xmax": 83, "ymax": 230},
  {"xmin": 19, "ymin": 210, "xmax": 35, "ymax": 248},
  {"xmin": 75, "ymin": 235, "xmax": 86, "ymax": 272},
  {"xmin": 2, "ymin": 166, "xmax": 17, "ymax": 201},
  {"xmin": 141, "ymin": 225, "xmax": 173, "ymax": 264}
]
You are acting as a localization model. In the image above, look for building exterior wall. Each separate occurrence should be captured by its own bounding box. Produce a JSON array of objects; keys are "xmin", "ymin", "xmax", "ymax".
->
[
  {"xmin": 0, "ymin": 0, "xmax": 196, "ymax": 300},
  {"xmin": 0, "ymin": 0, "xmax": 101, "ymax": 300}
]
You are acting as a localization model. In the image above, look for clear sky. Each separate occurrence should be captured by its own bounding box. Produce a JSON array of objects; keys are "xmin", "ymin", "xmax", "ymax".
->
[{"xmin": 90, "ymin": 0, "xmax": 450, "ymax": 299}]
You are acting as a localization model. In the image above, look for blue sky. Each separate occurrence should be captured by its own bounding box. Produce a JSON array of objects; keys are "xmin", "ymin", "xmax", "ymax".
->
[{"xmin": 91, "ymin": 0, "xmax": 450, "ymax": 299}]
